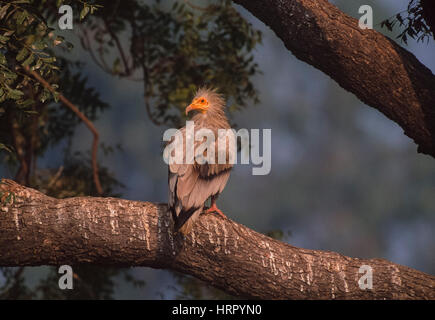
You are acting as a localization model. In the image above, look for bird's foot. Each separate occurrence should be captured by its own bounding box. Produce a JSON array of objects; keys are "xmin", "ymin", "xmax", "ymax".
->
[{"xmin": 204, "ymin": 204, "xmax": 227, "ymax": 219}]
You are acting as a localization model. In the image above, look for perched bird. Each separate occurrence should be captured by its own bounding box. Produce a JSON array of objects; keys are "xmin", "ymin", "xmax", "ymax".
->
[{"xmin": 168, "ymin": 87, "xmax": 234, "ymax": 235}]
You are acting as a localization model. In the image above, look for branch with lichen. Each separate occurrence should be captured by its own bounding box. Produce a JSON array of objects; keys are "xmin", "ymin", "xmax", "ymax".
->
[{"xmin": 0, "ymin": 179, "xmax": 433, "ymax": 299}]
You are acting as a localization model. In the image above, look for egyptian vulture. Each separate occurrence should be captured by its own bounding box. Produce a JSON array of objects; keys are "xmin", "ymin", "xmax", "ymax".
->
[{"xmin": 168, "ymin": 88, "xmax": 234, "ymax": 234}]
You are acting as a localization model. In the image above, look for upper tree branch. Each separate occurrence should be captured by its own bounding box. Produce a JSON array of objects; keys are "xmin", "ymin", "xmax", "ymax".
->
[
  {"xmin": 0, "ymin": 179, "xmax": 433, "ymax": 299},
  {"xmin": 233, "ymin": 0, "xmax": 435, "ymax": 157}
]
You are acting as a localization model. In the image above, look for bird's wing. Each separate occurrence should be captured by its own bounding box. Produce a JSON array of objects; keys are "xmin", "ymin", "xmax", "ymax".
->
[
  {"xmin": 196, "ymin": 127, "xmax": 235, "ymax": 178},
  {"xmin": 168, "ymin": 126, "xmax": 234, "ymax": 233},
  {"xmin": 168, "ymin": 127, "xmax": 202, "ymax": 232},
  {"xmin": 190, "ymin": 127, "xmax": 234, "ymax": 205}
]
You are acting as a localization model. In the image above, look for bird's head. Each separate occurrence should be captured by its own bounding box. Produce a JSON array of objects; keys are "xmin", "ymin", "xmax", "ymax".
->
[{"xmin": 185, "ymin": 87, "xmax": 225, "ymax": 117}]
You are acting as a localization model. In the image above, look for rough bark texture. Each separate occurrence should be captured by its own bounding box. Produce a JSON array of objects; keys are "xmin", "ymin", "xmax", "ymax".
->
[
  {"xmin": 0, "ymin": 179, "xmax": 434, "ymax": 299},
  {"xmin": 233, "ymin": 0, "xmax": 435, "ymax": 158}
]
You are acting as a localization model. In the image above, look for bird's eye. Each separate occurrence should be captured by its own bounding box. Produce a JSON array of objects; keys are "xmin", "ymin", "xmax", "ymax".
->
[{"xmin": 200, "ymin": 99, "xmax": 205, "ymax": 103}]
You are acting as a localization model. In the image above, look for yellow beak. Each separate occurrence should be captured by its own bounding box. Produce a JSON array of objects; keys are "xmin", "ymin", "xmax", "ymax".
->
[{"xmin": 185, "ymin": 103, "xmax": 207, "ymax": 115}]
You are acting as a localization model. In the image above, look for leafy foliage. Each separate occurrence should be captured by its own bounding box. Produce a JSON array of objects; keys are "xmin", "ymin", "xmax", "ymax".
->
[
  {"xmin": 381, "ymin": 0, "xmax": 434, "ymax": 44},
  {"xmin": 0, "ymin": 0, "xmax": 262, "ymax": 299},
  {"xmin": 73, "ymin": 0, "xmax": 261, "ymax": 126},
  {"xmin": 0, "ymin": 0, "xmax": 76, "ymax": 108}
]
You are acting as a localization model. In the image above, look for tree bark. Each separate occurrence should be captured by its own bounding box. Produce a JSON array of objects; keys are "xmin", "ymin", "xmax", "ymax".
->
[
  {"xmin": 0, "ymin": 179, "xmax": 434, "ymax": 299},
  {"xmin": 233, "ymin": 0, "xmax": 435, "ymax": 158}
]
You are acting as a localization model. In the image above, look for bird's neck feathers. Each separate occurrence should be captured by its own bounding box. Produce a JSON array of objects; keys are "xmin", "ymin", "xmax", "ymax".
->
[{"xmin": 192, "ymin": 106, "xmax": 229, "ymax": 129}]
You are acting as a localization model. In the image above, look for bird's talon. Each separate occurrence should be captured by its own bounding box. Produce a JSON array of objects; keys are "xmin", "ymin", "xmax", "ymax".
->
[{"xmin": 204, "ymin": 206, "xmax": 227, "ymax": 219}]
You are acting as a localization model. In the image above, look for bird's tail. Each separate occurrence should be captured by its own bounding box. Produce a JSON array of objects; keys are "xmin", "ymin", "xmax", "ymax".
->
[{"xmin": 173, "ymin": 207, "xmax": 202, "ymax": 235}]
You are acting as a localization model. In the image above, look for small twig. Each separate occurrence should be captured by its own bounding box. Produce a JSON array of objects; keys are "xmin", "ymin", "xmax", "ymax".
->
[
  {"xmin": 47, "ymin": 165, "xmax": 64, "ymax": 189},
  {"xmin": 103, "ymin": 18, "xmax": 131, "ymax": 76},
  {"xmin": 141, "ymin": 53, "xmax": 161, "ymax": 126},
  {"xmin": 80, "ymin": 27, "xmax": 111, "ymax": 74},
  {"xmin": 24, "ymin": 66, "xmax": 103, "ymax": 195},
  {"xmin": 13, "ymin": 266, "xmax": 25, "ymax": 281},
  {"xmin": 143, "ymin": 72, "xmax": 160, "ymax": 125}
]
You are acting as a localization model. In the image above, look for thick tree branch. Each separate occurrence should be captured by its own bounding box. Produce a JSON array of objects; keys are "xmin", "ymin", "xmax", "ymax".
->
[
  {"xmin": 0, "ymin": 179, "xmax": 433, "ymax": 299},
  {"xmin": 233, "ymin": 0, "xmax": 435, "ymax": 158}
]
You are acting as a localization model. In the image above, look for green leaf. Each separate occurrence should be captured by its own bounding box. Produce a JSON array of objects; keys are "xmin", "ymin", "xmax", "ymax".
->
[
  {"xmin": 0, "ymin": 143, "xmax": 12, "ymax": 153},
  {"xmin": 20, "ymin": 98, "xmax": 35, "ymax": 108},
  {"xmin": 31, "ymin": 41, "xmax": 46, "ymax": 50},
  {"xmin": 16, "ymin": 48, "xmax": 28, "ymax": 62},
  {"xmin": 22, "ymin": 53, "xmax": 34, "ymax": 66},
  {"xmin": 24, "ymin": 110, "xmax": 39, "ymax": 114},
  {"xmin": 33, "ymin": 58, "xmax": 43, "ymax": 70},
  {"xmin": 5, "ymin": 192, "xmax": 12, "ymax": 204},
  {"xmin": 0, "ymin": 35, "xmax": 10, "ymax": 43},
  {"xmin": 39, "ymin": 89, "xmax": 51, "ymax": 103},
  {"xmin": 0, "ymin": 4, "xmax": 11, "ymax": 20},
  {"xmin": 80, "ymin": 6, "xmax": 90, "ymax": 20},
  {"xmin": 3, "ymin": 70, "xmax": 18, "ymax": 80},
  {"xmin": 41, "ymin": 56, "xmax": 56, "ymax": 63},
  {"xmin": 15, "ymin": 10, "xmax": 28, "ymax": 25},
  {"xmin": 0, "ymin": 52, "xmax": 6, "ymax": 64},
  {"xmin": 7, "ymin": 88, "xmax": 24, "ymax": 100}
]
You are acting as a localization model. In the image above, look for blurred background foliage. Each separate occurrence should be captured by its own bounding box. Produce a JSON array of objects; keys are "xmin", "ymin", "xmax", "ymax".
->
[
  {"xmin": 0, "ymin": 0, "xmax": 261, "ymax": 299},
  {"xmin": 0, "ymin": 0, "xmax": 434, "ymax": 299},
  {"xmin": 381, "ymin": 0, "xmax": 435, "ymax": 43}
]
